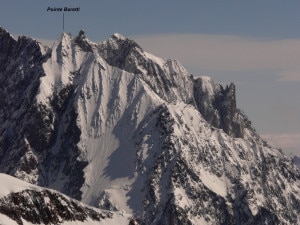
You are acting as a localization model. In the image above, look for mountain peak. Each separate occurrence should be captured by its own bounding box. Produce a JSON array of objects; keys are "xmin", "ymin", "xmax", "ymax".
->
[
  {"xmin": 78, "ymin": 29, "xmax": 86, "ymax": 38},
  {"xmin": 0, "ymin": 27, "xmax": 13, "ymax": 37},
  {"xmin": 0, "ymin": 27, "xmax": 17, "ymax": 64},
  {"xmin": 74, "ymin": 29, "xmax": 94, "ymax": 52},
  {"xmin": 60, "ymin": 32, "xmax": 72, "ymax": 40},
  {"xmin": 112, "ymin": 32, "xmax": 126, "ymax": 40}
]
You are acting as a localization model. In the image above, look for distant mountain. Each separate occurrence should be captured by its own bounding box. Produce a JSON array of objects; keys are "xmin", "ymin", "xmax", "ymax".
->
[{"xmin": 1, "ymin": 27, "xmax": 300, "ymax": 224}]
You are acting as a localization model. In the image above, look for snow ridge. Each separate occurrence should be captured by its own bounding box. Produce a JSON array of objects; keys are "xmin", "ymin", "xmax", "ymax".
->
[{"xmin": 0, "ymin": 173, "xmax": 132, "ymax": 225}]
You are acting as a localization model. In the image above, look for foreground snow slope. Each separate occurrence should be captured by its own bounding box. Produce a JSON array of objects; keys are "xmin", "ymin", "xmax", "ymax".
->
[
  {"xmin": 0, "ymin": 27, "xmax": 300, "ymax": 224},
  {"xmin": 0, "ymin": 173, "xmax": 132, "ymax": 225}
]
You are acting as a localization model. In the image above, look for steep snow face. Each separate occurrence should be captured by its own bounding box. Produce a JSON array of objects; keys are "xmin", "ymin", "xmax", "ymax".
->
[
  {"xmin": 74, "ymin": 50, "xmax": 164, "ymax": 212},
  {"xmin": 37, "ymin": 33, "xmax": 89, "ymax": 103},
  {"xmin": 99, "ymin": 34, "xmax": 195, "ymax": 103},
  {"xmin": 1, "ymin": 28, "xmax": 300, "ymax": 225},
  {"xmin": 142, "ymin": 102, "xmax": 300, "ymax": 224},
  {"xmin": 35, "ymin": 31, "xmax": 166, "ymax": 212},
  {"xmin": 99, "ymin": 35, "xmax": 251, "ymax": 138},
  {"xmin": 0, "ymin": 173, "xmax": 132, "ymax": 225}
]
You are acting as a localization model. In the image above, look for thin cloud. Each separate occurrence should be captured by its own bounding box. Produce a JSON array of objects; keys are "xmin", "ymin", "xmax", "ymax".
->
[
  {"xmin": 36, "ymin": 38, "xmax": 55, "ymax": 48},
  {"xmin": 133, "ymin": 34, "xmax": 300, "ymax": 81},
  {"xmin": 34, "ymin": 34, "xmax": 300, "ymax": 82},
  {"xmin": 277, "ymin": 70, "xmax": 300, "ymax": 82},
  {"xmin": 262, "ymin": 133, "xmax": 300, "ymax": 156}
]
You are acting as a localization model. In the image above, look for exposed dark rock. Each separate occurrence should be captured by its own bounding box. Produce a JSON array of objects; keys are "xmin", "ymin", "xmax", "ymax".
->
[
  {"xmin": 0, "ymin": 28, "xmax": 47, "ymax": 181},
  {"xmin": 193, "ymin": 77, "xmax": 252, "ymax": 138},
  {"xmin": 0, "ymin": 189, "xmax": 106, "ymax": 225},
  {"xmin": 0, "ymin": 29, "xmax": 87, "ymax": 200},
  {"xmin": 74, "ymin": 30, "xmax": 93, "ymax": 52}
]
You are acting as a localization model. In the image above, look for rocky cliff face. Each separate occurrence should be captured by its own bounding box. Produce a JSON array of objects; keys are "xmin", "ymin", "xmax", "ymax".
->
[
  {"xmin": 0, "ymin": 27, "xmax": 300, "ymax": 224},
  {"xmin": 0, "ymin": 28, "xmax": 47, "ymax": 183},
  {"xmin": 193, "ymin": 77, "xmax": 253, "ymax": 138}
]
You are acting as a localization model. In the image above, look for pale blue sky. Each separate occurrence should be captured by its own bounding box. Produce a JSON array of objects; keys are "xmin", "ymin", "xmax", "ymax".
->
[
  {"xmin": 2, "ymin": 1, "xmax": 300, "ymax": 40},
  {"xmin": 1, "ymin": 0, "xmax": 300, "ymax": 154}
]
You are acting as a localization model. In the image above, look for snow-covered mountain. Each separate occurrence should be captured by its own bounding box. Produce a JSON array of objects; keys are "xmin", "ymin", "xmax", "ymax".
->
[{"xmin": 1, "ymin": 26, "xmax": 300, "ymax": 224}]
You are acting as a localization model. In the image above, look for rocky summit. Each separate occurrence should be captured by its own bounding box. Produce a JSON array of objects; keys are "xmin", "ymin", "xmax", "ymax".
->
[{"xmin": 0, "ymin": 27, "xmax": 300, "ymax": 224}]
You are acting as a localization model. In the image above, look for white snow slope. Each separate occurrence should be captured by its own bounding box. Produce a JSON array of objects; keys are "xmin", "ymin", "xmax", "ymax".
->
[
  {"xmin": 37, "ymin": 33, "xmax": 164, "ymax": 214},
  {"xmin": 0, "ymin": 173, "xmax": 132, "ymax": 225}
]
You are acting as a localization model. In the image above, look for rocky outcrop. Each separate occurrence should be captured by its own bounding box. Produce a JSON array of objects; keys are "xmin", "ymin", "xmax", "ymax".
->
[
  {"xmin": 193, "ymin": 77, "xmax": 252, "ymax": 138},
  {"xmin": 0, "ymin": 189, "xmax": 106, "ymax": 225}
]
